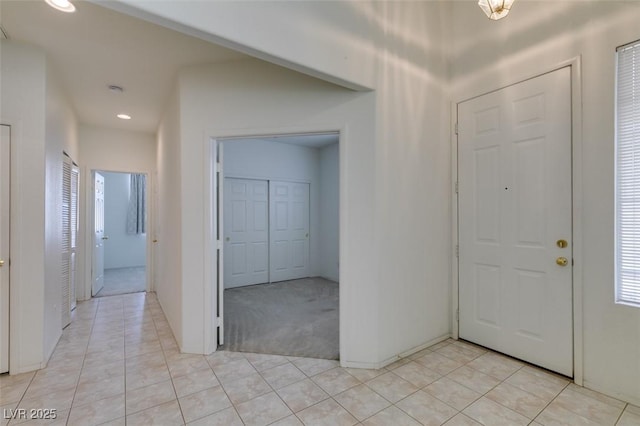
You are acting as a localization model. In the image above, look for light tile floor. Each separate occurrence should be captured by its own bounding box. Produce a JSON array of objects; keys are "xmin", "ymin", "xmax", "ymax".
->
[{"xmin": 1, "ymin": 292, "xmax": 639, "ymax": 426}]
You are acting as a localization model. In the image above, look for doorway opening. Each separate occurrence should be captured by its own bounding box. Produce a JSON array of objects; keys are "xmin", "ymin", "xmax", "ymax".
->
[
  {"xmin": 91, "ymin": 170, "xmax": 148, "ymax": 297},
  {"xmin": 214, "ymin": 133, "xmax": 340, "ymax": 360}
]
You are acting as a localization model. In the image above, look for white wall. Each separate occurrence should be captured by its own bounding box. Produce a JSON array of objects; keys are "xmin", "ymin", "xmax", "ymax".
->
[
  {"xmin": 44, "ymin": 60, "xmax": 79, "ymax": 361},
  {"xmin": 369, "ymin": 2, "xmax": 451, "ymax": 364},
  {"xmin": 177, "ymin": 59, "xmax": 379, "ymax": 362},
  {"xmin": 0, "ymin": 41, "xmax": 78, "ymax": 372},
  {"xmin": 155, "ymin": 87, "xmax": 183, "ymax": 346},
  {"xmin": 130, "ymin": 1, "xmax": 451, "ymax": 368},
  {"xmin": 114, "ymin": 0, "xmax": 379, "ymax": 90},
  {"xmin": 78, "ymin": 124, "xmax": 156, "ymax": 301},
  {"xmin": 450, "ymin": 1, "xmax": 640, "ymax": 405},
  {"xmin": 223, "ymin": 138, "xmax": 339, "ymax": 280},
  {"xmin": 320, "ymin": 143, "xmax": 339, "ymax": 282},
  {"xmin": 0, "ymin": 41, "xmax": 47, "ymax": 373},
  {"xmin": 102, "ymin": 172, "xmax": 146, "ymax": 269}
]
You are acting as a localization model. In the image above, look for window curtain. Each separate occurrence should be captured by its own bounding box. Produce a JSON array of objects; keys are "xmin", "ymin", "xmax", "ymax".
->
[{"xmin": 126, "ymin": 174, "xmax": 146, "ymax": 234}]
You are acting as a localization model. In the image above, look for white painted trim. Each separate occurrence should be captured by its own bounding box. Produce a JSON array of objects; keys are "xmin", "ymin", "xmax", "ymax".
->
[
  {"xmin": 202, "ymin": 124, "xmax": 346, "ymax": 358},
  {"xmin": 202, "ymin": 139, "xmax": 216, "ymax": 354},
  {"xmin": 583, "ymin": 379, "xmax": 640, "ymax": 407},
  {"xmin": 83, "ymin": 168, "xmax": 154, "ymax": 299},
  {"xmin": 341, "ymin": 334, "xmax": 451, "ymax": 370},
  {"xmin": 1, "ymin": 118, "xmax": 24, "ymax": 375},
  {"xmin": 568, "ymin": 57, "xmax": 584, "ymax": 386},
  {"xmin": 452, "ymin": 57, "xmax": 584, "ymax": 384},
  {"xmin": 223, "ymin": 173, "xmax": 312, "ymax": 185},
  {"xmin": 450, "ymin": 101, "xmax": 459, "ymax": 341}
]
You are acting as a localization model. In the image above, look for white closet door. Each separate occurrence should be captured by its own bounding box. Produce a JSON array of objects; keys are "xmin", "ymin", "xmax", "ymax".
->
[
  {"xmin": 458, "ymin": 67, "xmax": 573, "ymax": 376},
  {"xmin": 0, "ymin": 125, "xmax": 10, "ymax": 373},
  {"xmin": 70, "ymin": 165, "xmax": 79, "ymax": 310},
  {"xmin": 224, "ymin": 178, "xmax": 269, "ymax": 288},
  {"xmin": 270, "ymin": 181, "xmax": 310, "ymax": 283},
  {"xmin": 62, "ymin": 156, "xmax": 72, "ymax": 328}
]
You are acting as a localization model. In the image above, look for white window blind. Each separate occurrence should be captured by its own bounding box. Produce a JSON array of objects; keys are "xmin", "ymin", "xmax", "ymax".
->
[{"xmin": 616, "ymin": 39, "xmax": 640, "ymax": 307}]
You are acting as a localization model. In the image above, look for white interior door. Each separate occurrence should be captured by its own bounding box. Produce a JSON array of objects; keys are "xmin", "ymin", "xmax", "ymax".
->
[
  {"xmin": 0, "ymin": 125, "xmax": 10, "ymax": 373},
  {"xmin": 224, "ymin": 178, "xmax": 269, "ymax": 288},
  {"xmin": 458, "ymin": 67, "xmax": 573, "ymax": 376},
  {"xmin": 270, "ymin": 181, "xmax": 310, "ymax": 283},
  {"xmin": 92, "ymin": 172, "xmax": 105, "ymax": 296}
]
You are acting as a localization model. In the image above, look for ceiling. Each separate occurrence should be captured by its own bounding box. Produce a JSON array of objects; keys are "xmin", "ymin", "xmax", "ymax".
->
[{"xmin": 0, "ymin": 0, "xmax": 248, "ymax": 133}]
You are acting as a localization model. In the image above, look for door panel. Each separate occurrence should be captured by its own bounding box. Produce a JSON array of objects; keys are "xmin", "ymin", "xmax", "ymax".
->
[
  {"xmin": 458, "ymin": 67, "xmax": 573, "ymax": 376},
  {"xmin": 92, "ymin": 172, "xmax": 105, "ymax": 296},
  {"xmin": 224, "ymin": 178, "xmax": 269, "ymax": 288},
  {"xmin": 0, "ymin": 125, "xmax": 10, "ymax": 373},
  {"xmin": 270, "ymin": 181, "xmax": 310, "ymax": 283}
]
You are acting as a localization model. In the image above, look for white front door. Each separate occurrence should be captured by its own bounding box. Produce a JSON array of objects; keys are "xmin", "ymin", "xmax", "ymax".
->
[
  {"xmin": 92, "ymin": 172, "xmax": 105, "ymax": 296},
  {"xmin": 224, "ymin": 178, "xmax": 269, "ymax": 288},
  {"xmin": 458, "ymin": 67, "xmax": 573, "ymax": 376},
  {"xmin": 0, "ymin": 125, "xmax": 10, "ymax": 373},
  {"xmin": 270, "ymin": 181, "xmax": 310, "ymax": 283}
]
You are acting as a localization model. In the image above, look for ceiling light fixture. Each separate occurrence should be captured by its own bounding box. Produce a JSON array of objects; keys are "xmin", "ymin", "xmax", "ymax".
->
[
  {"xmin": 44, "ymin": 0, "xmax": 76, "ymax": 13},
  {"xmin": 478, "ymin": 0, "xmax": 514, "ymax": 20},
  {"xmin": 117, "ymin": 114, "xmax": 132, "ymax": 120}
]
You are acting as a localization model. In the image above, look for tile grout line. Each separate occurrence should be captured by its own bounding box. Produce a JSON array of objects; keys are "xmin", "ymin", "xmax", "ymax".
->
[
  {"xmin": 530, "ymin": 381, "xmax": 571, "ymax": 425},
  {"xmin": 615, "ymin": 403, "xmax": 629, "ymax": 426},
  {"xmin": 65, "ymin": 297, "xmax": 103, "ymax": 426},
  {"xmin": 147, "ymin": 295, "xmax": 185, "ymax": 426}
]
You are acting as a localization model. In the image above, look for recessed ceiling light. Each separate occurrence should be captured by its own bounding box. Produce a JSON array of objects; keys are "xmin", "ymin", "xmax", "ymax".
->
[
  {"xmin": 117, "ymin": 114, "xmax": 131, "ymax": 120},
  {"xmin": 44, "ymin": 0, "xmax": 76, "ymax": 13}
]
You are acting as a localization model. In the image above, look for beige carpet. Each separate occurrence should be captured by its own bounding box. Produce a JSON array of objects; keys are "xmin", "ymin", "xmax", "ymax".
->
[{"xmin": 222, "ymin": 277, "xmax": 339, "ymax": 360}]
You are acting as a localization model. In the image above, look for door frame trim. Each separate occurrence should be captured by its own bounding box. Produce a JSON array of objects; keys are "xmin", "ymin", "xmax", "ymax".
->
[
  {"xmin": 84, "ymin": 168, "xmax": 154, "ymax": 300},
  {"xmin": 451, "ymin": 57, "xmax": 584, "ymax": 384},
  {"xmin": 0, "ymin": 123, "xmax": 11, "ymax": 374},
  {"xmin": 203, "ymin": 125, "xmax": 344, "ymax": 355}
]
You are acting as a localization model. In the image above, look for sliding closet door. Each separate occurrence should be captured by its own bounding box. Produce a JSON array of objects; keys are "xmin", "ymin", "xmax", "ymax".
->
[
  {"xmin": 223, "ymin": 178, "xmax": 269, "ymax": 288},
  {"xmin": 270, "ymin": 181, "xmax": 310, "ymax": 283}
]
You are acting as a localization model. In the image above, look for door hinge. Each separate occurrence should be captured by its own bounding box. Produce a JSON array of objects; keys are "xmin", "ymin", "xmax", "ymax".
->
[
  {"xmin": 217, "ymin": 240, "xmax": 222, "ymax": 250},
  {"xmin": 455, "ymin": 244, "xmax": 459, "ymax": 257},
  {"xmin": 455, "ymin": 181, "xmax": 459, "ymax": 194},
  {"xmin": 454, "ymin": 122, "xmax": 459, "ymax": 135},
  {"xmin": 216, "ymin": 317, "xmax": 223, "ymax": 327},
  {"xmin": 216, "ymin": 161, "xmax": 223, "ymax": 174}
]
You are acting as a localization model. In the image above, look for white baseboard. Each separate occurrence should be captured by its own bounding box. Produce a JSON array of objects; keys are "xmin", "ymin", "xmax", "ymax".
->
[{"xmin": 340, "ymin": 334, "xmax": 452, "ymax": 370}]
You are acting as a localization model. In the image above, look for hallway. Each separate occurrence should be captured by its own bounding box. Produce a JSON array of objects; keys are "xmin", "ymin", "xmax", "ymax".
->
[{"xmin": 1, "ymin": 293, "xmax": 638, "ymax": 425}]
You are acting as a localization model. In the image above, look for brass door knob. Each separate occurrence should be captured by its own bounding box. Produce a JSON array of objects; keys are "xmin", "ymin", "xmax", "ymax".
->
[
  {"xmin": 556, "ymin": 257, "xmax": 568, "ymax": 266},
  {"xmin": 556, "ymin": 239, "xmax": 568, "ymax": 248},
  {"xmin": 0, "ymin": 259, "xmax": 4, "ymax": 267}
]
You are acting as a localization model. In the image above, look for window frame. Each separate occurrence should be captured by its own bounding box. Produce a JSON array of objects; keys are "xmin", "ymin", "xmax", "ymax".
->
[{"xmin": 615, "ymin": 38, "xmax": 640, "ymax": 308}]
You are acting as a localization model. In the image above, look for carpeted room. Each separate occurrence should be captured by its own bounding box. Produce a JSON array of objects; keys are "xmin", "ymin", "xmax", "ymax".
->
[{"xmin": 220, "ymin": 135, "xmax": 340, "ymax": 360}]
